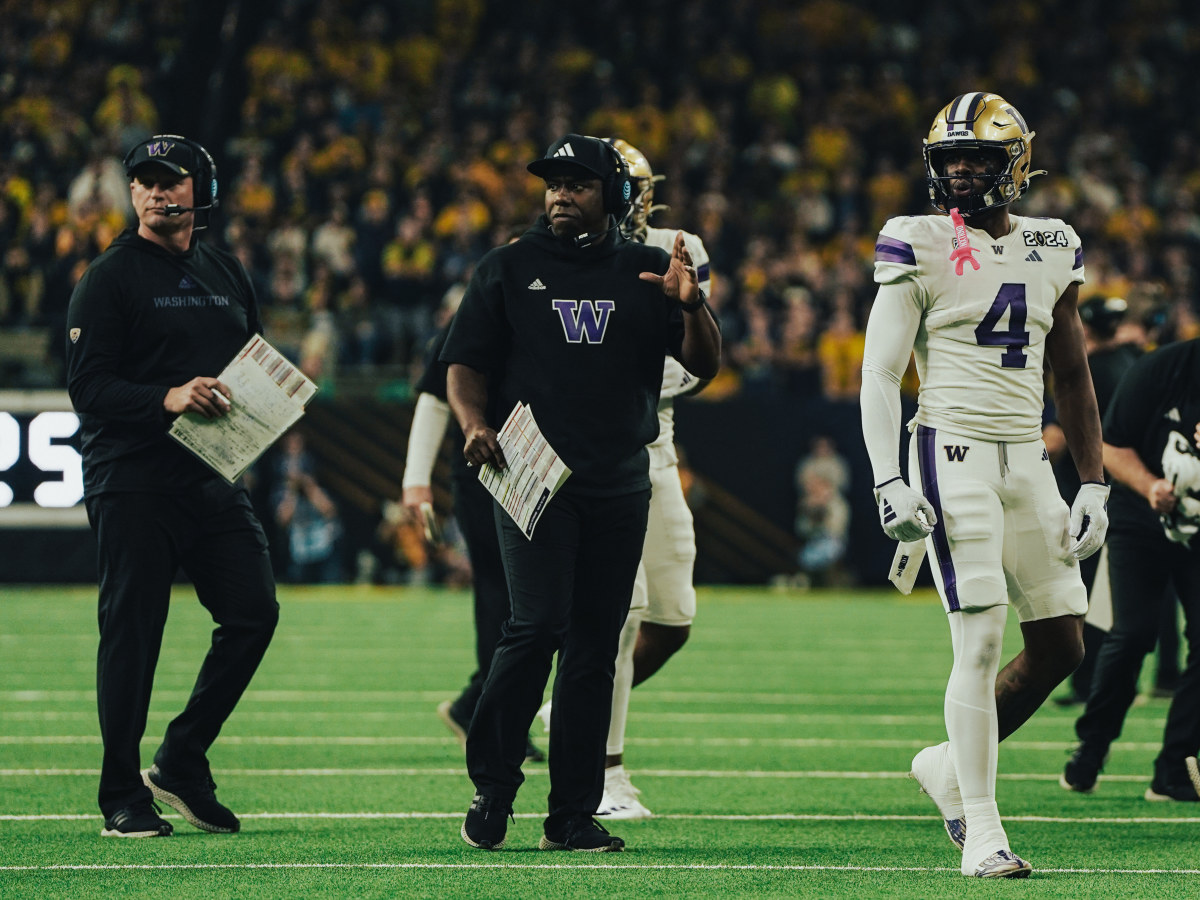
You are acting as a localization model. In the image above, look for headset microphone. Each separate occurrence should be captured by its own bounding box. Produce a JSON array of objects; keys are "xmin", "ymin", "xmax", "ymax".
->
[
  {"xmin": 573, "ymin": 219, "xmax": 620, "ymax": 248},
  {"xmin": 164, "ymin": 202, "xmax": 214, "ymax": 216}
]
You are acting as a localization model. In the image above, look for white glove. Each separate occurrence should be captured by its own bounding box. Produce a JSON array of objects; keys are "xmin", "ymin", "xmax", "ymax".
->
[
  {"xmin": 874, "ymin": 478, "xmax": 936, "ymax": 542},
  {"xmin": 1068, "ymin": 481, "xmax": 1110, "ymax": 560}
]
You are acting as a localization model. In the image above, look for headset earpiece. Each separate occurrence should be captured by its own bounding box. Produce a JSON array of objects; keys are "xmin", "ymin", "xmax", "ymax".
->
[{"xmin": 602, "ymin": 142, "xmax": 632, "ymax": 217}]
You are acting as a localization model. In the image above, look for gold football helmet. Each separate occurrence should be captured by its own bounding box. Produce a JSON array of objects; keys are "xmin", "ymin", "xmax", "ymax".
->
[
  {"xmin": 923, "ymin": 92, "xmax": 1045, "ymax": 215},
  {"xmin": 603, "ymin": 138, "xmax": 667, "ymax": 240}
]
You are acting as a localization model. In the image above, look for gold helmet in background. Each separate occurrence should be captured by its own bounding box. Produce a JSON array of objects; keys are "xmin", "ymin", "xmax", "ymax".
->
[
  {"xmin": 604, "ymin": 138, "xmax": 667, "ymax": 241},
  {"xmin": 923, "ymin": 92, "xmax": 1045, "ymax": 216}
]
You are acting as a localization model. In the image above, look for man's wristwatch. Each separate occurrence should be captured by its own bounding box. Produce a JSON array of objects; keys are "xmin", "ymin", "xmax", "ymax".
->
[{"xmin": 680, "ymin": 290, "xmax": 707, "ymax": 313}]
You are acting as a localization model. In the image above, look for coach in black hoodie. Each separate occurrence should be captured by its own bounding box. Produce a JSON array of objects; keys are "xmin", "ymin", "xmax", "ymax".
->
[
  {"xmin": 442, "ymin": 133, "xmax": 720, "ymax": 852},
  {"xmin": 66, "ymin": 136, "xmax": 278, "ymax": 839}
]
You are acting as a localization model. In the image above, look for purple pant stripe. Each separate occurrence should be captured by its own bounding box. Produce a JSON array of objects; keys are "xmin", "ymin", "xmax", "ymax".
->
[{"xmin": 917, "ymin": 425, "xmax": 960, "ymax": 611}]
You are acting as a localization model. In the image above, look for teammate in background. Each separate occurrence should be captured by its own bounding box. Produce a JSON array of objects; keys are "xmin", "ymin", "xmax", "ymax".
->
[
  {"xmin": 1061, "ymin": 338, "xmax": 1200, "ymax": 801},
  {"xmin": 594, "ymin": 138, "xmax": 710, "ymax": 818},
  {"xmin": 402, "ymin": 318, "xmax": 544, "ymax": 764},
  {"xmin": 859, "ymin": 93, "xmax": 1107, "ymax": 878},
  {"xmin": 66, "ymin": 135, "xmax": 279, "ymax": 838},
  {"xmin": 442, "ymin": 133, "xmax": 720, "ymax": 853}
]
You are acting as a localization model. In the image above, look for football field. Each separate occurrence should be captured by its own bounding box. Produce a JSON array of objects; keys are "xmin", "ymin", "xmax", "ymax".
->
[{"xmin": 2, "ymin": 584, "xmax": 1197, "ymax": 899}]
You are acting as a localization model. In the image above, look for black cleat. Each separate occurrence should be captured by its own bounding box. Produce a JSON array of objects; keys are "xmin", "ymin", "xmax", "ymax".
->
[
  {"xmin": 1145, "ymin": 777, "xmax": 1200, "ymax": 802},
  {"xmin": 1060, "ymin": 745, "xmax": 1106, "ymax": 794},
  {"xmin": 461, "ymin": 793, "xmax": 512, "ymax": 849},
  {"xmin": 539, "ymin": 816, "xmax": 625, "ymax": 852},
  {"xmin": 101, "ymin": 800, "xmax": 173, "ymax": 838},
  {"xmin": 143, "ymin": 765, "xmax": 240, "ymax": 833}
]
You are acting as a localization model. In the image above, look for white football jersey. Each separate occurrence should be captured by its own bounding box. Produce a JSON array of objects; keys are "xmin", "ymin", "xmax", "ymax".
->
[
  {"xmin": 874, "ymin": 213, "xmax": 1084, "ymax": 442},
  {"xmin": 644, "ymin": 226, "xmax": 711, "ymax": 456}
]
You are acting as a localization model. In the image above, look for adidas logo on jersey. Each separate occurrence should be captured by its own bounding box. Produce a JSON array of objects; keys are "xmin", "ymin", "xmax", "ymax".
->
[
  {"xmin": 1025, "ymin": 250, "xmax": 1043, "ymax": 262},
  {"xmin": 528, "ymin": 278, "xmax": 547, "ymax": 290},
  {"xmin": 179, "ymin": 275, "xmax": 196, "ymax": 289},
  {"xmin": 1168, "ymin": 407, "xmax": 1182, "ymax": 422}
]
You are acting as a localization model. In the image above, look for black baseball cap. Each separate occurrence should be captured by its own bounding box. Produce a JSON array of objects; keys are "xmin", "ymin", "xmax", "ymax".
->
[
  {"xmin": 124, "ymin": 137, "xmax": 201, "ymax": 178},
  {"xmin": 527, "ymin": 134, "xmax": 613, "ymax": 179}
]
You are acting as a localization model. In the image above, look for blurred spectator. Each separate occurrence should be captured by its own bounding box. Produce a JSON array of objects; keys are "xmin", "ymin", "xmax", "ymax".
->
[
  {"xmin": 272, "ymin": 430, "xmax": 344, "ymax": 584},
  {"xmin": 793, "ymin": 435, "xmax": 852, "ymax": 587}
]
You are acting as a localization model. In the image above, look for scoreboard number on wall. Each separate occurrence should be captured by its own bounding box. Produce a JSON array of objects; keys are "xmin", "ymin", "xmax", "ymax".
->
[{"xmin": 0, "ymin": 392, "xmax": 87, "ymax": 526}]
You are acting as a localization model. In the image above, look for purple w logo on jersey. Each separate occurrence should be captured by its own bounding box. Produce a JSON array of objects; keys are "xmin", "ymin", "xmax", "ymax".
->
[{"xmin": 552, "ymin": 299, "xmax": 615, "ymax": 343}]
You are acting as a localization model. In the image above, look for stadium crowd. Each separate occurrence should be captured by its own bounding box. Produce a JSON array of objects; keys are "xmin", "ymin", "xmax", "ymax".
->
[{"xmin": 3, "ymin": 0, "xmax": 1199, "ymax": 400}]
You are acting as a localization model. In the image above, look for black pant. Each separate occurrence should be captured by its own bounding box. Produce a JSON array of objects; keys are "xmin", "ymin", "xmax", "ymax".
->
[
  {"xmin": 465, "ymin": 488, "xmax": 649, "ymax": 834},
  {"xmin": 87, "ymin": 480, "xmax": 278, "ymax": 817},
  {"xmin": 448, "ymin": 473, "xmax": 511, "ymax": 722},
  {"xmin": 1075, "ymin": 527, "xmax": 1200, "ymax": 783}
]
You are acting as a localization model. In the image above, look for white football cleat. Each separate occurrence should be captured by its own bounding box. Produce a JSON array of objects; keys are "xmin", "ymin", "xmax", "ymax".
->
[
  {"xmin": 596, "ymin": 765, "xmax": 652, "ymax": 819},
  {"xmin": 910, "ymin": 742, "xmax": 966, "ymax": 850},
  {"xmin": 971, "ymin": 849, "xmax": 1032, "ymax": 878},
  {"xmin": 536, "ymin": 700, "xmax": 552, "ymax": 734}
]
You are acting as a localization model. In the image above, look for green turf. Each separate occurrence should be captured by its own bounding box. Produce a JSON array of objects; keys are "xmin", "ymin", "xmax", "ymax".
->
[{"xmin": 1, "ymin": 584, "xmax": 1196, "ymax": 898}]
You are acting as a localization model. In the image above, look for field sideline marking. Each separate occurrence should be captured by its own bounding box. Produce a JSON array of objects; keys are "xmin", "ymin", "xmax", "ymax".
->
[
  {"xmin": 7, "ymin": 811, "xmax": 1200, "ymax": 825},
  {"xmin": 1, "ymin": 862, "xmax": 1198, "ymax": 876}
]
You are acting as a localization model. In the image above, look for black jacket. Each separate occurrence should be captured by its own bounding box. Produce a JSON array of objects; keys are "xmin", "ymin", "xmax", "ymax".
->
[
  {"xmin": 65, "ymin": 229, "xmax": 260, "ymax": 495},
  {"xmin": 440, "ymin": 215, "xmax": 685, "ymax": 495},
  {"xmin": 1104, "ymin": 338, "xmax": 1200, "ymax": 538}
]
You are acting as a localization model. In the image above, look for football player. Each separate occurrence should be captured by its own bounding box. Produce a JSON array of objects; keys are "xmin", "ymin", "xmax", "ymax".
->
[
  {"xmin": 859, "ymin": 92, "xmax": 1108, "ymax": 878},
  {"xmin": 597, "ymin": 138, "xmax": 711, "ymax": 819}
]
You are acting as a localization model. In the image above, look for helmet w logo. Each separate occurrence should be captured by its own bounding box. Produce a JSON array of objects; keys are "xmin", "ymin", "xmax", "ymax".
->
[{"xmin": 148, "ymin": 140, "xmax": 176, "ymax": 157}]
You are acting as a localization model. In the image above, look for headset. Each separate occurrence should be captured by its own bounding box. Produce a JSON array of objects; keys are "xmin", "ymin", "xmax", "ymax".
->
[
  {"xmin": 573, "ymin": 138, "xmax": 632, "ymax": 247},
  {"xmin": 123, "ymin": 134, "xmax": 220, "ymax": 228},
  {"xmin": 599, "ymin": 138, "xmax": 633, "ymax": 217}
]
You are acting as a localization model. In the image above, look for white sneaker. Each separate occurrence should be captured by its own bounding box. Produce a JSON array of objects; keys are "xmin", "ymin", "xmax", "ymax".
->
[
  {"xmin": 910, "ymin": 742, "xmax": 966, "ymax": 850},
  {"xmin": 536, "ymin": 700, "xmax": 552, "ymax": 734},
  {"xmin": 596, "ymin": 765, "xmax": 652, "ymax": 819}
]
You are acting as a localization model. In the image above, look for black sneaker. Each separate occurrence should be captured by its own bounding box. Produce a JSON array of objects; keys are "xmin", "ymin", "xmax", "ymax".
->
[
  {"xmin": 539, "ymin": 817, "xmax": 625, "ymax": 852},
  {"xmin": 1145, "ymin": 778, "xmax": 1200, "ymax": 802},
  {"xmin": 101, "ymin": 800, "xmax": 173, "ymax": 838},
  {"xmin": 143, "ymin": 766, "xmax": 240, "ymax": 833},
  {"xmin": 525, "ymin": 736, "xmax": 546, "ymax": 763},
  {"xmin": 461, "ymin": 793, "xmax": 512, "ymax": 849},
  {"xmin": 1060, "ymin": 745, "xmax": 1106, "ymax": 793}
]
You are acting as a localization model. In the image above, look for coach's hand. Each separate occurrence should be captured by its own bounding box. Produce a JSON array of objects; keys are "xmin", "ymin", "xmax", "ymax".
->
[
  {"xmin": 462, "ymin": 424, "xmax": 507, "ymax": 470},
  {"xmin": 874, "ymin": 477, "xmax": 936, "ymax": 542},
  {"xmin": 165, "ymin": 376, "xmax": 232, "ymax": 419},
  {"xmin": 639, "ymin": 231, "xmax": 698, "ymax": 306},
  {"xmin": 1069, "ymin": 481, "xmax": 1110, "ymax": 560}
]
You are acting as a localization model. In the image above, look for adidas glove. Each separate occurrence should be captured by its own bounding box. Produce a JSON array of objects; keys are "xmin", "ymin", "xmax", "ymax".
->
[
  {"xmin": 874, "ymin": 477, "xmax": 936, "ymax": 542},
  {"xmin": 1068, "ymin": 481, "xmax": 1110, "ymax": 560}
]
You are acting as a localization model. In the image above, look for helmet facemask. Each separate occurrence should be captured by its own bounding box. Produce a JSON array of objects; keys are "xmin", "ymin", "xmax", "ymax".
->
[{"xmin": 923, "ymin": 92, "xmax": 1044, "ymax": 216}]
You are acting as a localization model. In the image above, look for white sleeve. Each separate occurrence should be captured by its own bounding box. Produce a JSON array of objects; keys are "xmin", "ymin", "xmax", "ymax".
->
[
  {"xmin": 860, "ymin": 280, "xmax": 923, "ymax": 486},
  {"xmin": 401, "ymin": 392, "xmax": 452, "ymax": 489}
]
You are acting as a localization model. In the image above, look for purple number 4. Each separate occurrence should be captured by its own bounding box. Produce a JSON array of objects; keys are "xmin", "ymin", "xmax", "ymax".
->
[{"xmin": 974, "ymin": 283, "xmax": 1029, "ymax": 368}]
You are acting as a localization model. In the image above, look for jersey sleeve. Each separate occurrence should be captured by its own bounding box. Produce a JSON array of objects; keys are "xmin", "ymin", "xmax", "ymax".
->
[
  {"xmin": 873, "ymin": 217, "xmax": 924, "ymax": 287},
  {"xmin": 681, "ymin": 230, "xmax": 712, "ymax": 296},
  {"xmin": 439, "ymin": 250, "xmax": 508, "ymax": 373},
  {"xmin": 1102, "ymin": 350, "xmax": 1155, "ymax": 448},
  {"xmin": 65, "ymin": 263, "xmax": 171, "ymax": 423}
]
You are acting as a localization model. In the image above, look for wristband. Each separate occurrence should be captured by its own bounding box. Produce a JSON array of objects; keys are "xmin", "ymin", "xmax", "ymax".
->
[{"xmin": 680, "ymin": 297, "xmax": 707, "ymax": 312}]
